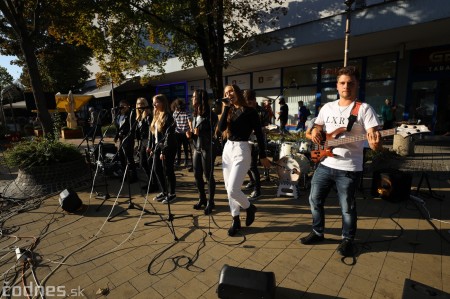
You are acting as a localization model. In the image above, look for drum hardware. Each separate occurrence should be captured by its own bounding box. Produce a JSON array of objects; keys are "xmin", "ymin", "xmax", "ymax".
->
[
  {"xmin": 298, "ymin": 140, "xmax": 311, "ymax": 153},
  {"xmin": 279, "ymin": 142, "xmax": 299, "ymax": 159},
  {"xmin": 277, "ymin": 180, "xmax": 301, "ymax": 199},
  {"xmin": 273, "ymin": 153, "xmax": 312, "ymax": 198}
]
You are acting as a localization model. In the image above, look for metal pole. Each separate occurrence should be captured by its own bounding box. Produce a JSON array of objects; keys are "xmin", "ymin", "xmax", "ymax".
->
[
  {"xmin": 111, "ymin": 79, "xmax": 115, "ymax": 108},
  {"xmin": 343, "ymin": 0, "xmax": 354, "ymax": 67}
]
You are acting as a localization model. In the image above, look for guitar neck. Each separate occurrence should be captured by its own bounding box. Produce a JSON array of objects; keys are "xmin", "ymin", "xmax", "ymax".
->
[{"xmin": 325, "ymin": 128, "xmax": 396, "ymax": 147}]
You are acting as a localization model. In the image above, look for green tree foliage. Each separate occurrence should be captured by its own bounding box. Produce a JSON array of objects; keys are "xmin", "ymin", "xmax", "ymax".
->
[
  {"xmin": 0, "ymin": 0, "xmax": 94, "ymax": 135},
  {"xmin": 19, "ymin": 41, "xmax": 92, "ymax": 93},
  {"xmin": 0, "ymin": 0, "xmax": 54, "ymax": 135},
  {"xmin": 0, "ymin": 66, "xmax": 13, "ymax": 89},
  {"xmin": 52, "ymin": 0, "xmax": 287, "ymax": 101}
]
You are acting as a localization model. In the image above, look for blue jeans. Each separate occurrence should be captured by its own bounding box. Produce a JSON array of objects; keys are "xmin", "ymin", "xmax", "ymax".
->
[{"xmin": 308, "ymin": 164, "xmax": 361, "ymax": 240}]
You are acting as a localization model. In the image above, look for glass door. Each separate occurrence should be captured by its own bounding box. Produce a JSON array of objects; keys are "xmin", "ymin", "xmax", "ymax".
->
[{"xmin": 410, "ymin": 81, "xmax": 436, "ymax": 128}]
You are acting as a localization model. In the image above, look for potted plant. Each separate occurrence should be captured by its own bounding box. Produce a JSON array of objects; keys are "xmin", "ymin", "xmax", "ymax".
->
[
  {"xmin": 3, "ymin": 136, "xmax": 90, "ymax": 198},
  {"xmin": 61, "ymin": 126, "xmax": 84, "ymax": 139}
]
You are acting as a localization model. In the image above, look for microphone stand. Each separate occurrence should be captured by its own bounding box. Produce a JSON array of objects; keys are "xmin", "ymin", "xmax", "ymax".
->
[
  {"xmin": 77, "ymin": 109, "xmax": 107, "ymax": 150},
  {"xmin": 107, "ymin": 109, "xmax": 156, "ymax": 221},
  {"xmin": 206, "ymin": 107, "xmax": 218, "ymax": 237},
  {"xmin": 143, "ymin": 120, "xmax": 193, "ymax": 241},
  {"xmin": 80, "ymin": 110, "xmax": 114, "ymax": 204},
  {"xmin": 94, "ymin": 111, "xmax": 122, "ymax": 209}
]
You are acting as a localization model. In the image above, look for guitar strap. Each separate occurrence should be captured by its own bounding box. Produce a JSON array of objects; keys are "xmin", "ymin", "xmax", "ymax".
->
[{"xmin": 346, "ymin": 101, "xmax": 362, "ymax": 132}]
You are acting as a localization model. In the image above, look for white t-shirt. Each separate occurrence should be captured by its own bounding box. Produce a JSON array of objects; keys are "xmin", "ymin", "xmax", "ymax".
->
[{"xmin": 314, "ymin": 100, "xmax": 380, "ymax": 171}]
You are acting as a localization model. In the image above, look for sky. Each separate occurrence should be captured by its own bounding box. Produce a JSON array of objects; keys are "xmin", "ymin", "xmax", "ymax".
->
[{"xmin": 0, "ymin": 55, "xmax": 22, "ymax": 81}]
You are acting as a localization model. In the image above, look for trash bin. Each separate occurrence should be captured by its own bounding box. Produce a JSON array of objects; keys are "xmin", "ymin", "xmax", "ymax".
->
[{"xmin": 393, "ymin": 134, "xmax": 415, "ymax": 156}]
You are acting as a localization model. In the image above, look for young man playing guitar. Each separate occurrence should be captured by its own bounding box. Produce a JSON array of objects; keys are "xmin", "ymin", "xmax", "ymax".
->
[{"xmin": 300, "ymin": 66, "xmax": 382, "ymax": 257}]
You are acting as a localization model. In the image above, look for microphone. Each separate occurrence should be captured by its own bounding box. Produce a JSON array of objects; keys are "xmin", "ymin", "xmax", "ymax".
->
[
  {"xmin": 216, "ymin": 97, "xmax": 229, "ymax": 104},
  {"xmin": 137, "ymin": 106, "xmax": 150, "ymax": 110}
]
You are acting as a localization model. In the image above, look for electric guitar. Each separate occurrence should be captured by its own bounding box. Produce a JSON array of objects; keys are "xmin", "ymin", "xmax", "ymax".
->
[{"xmin": 309, "ymin": 124, "xmax": 430, "ymax": 163}]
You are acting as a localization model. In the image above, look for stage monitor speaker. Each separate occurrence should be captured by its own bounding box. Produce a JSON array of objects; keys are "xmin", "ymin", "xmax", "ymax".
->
[
  {"xmin": 402, "ymin": 279, "xmax": 450, "ymax": 298},
  {"xmin": 217, "ymin": 264, "xmax": 276, "ymax": 299},
  {"xmin": 59, "ymin": 189, "xmax": 83, "ymax": 213},
  {"xmin": 371, "ymin": 168, "xmax": 412, "ymax": 202}
]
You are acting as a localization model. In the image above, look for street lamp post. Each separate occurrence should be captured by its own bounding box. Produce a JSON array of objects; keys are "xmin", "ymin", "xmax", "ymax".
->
[{"xmin": 343, "ymin": 0, "xmax": 355, "ymax": 67}]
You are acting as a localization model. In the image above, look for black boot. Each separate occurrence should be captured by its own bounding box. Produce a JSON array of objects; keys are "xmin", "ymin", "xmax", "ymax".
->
[
  {"xmin": 204, "ymin": 199, "xmax": 215, "ymax": 215},
  {"xmin": 193, "ymin": 197, "xmax": 207, "ymax": 210},
  {"xmin": 228, "ymin": 216, "xmax": 241, "ymax": 236},
  {"xmin": 246, "ymin": 204, "xmax": 257, "ymax": 226}
]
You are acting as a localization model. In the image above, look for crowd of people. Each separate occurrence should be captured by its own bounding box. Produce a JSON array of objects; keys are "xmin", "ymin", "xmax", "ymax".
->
[{"xmin": 86, "ymin": 66, "xmax": 383, "ymax": 257}]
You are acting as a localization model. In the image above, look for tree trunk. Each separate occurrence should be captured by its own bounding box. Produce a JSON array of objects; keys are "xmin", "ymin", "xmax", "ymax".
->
[{"xmin": 20, "ymin": 31, "xmax": 53, "ymax": 136}]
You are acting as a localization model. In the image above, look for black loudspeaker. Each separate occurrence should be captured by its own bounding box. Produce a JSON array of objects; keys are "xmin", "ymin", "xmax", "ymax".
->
[
  {"xmin": 371, "ymin": 168, "xmax": 412, "ymax": 202},
  {"xmin": 402, "ymin": 279, "xmax": 450, "ymax": 298},
  {"xmin": 217, "ymin": 264, "xmax": 276, "ymax": 299},
  {"xmin": 59, "ymin": 189, "xmax": 83, "ymax": 213}
]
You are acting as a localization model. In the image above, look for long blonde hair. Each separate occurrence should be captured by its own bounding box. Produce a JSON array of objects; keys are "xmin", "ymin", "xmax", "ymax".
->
[
  {"xmin": 150, "ymin": 94, "xmax": 170, "ymax": 134},
  {"xmin": 136, "ymin": 97, "xmax": 150, "ymax": 121}
]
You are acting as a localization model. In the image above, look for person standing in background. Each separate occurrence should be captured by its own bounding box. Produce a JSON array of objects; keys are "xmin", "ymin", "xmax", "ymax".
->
[
  {"xmin": 135, "ymin": 97, "xmax": 158, "ymax": 192},
  {"xmin": 87, "ymin": 107, "xmax": 102, "ymax": 142},
  {"xmin": 172, "ymin": 99, "xmax": 191, "ymax": 168},
  {"xmin": 114, "ymin": 100, "xmax": 138, "ymax": 183},
  {"xmin": 190, "ymin": 89, "xmax": 218, "ymax": 215},
  {"xmin": 243, "ymin": 89, "xmax": 269, "ymax": 200},
  {"xmin": 296, "ymin": 101, "xmax": 310, "ymax": 131},
  {"xmin": 277, "ymin": 96, "xmax": 289, "ymax": 133},
  {"xmin": 263, "ymin": 99, "xmax": 274, "ymax": 124},
  {"xmin": 381, "ymin": 98, "xmax": 396, "ymax": 129},
  {"xmin": 148, "ymin": 94, "xmax": 178, "ymax": 204}
]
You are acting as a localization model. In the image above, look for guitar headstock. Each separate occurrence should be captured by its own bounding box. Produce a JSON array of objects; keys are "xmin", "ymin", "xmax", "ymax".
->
[{"xmin": 395, "ymin": 124, "xmax": 430, "ymax": 137}]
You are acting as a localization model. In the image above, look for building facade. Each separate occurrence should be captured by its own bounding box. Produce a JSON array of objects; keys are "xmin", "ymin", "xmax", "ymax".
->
[{"xmin": 89, "ymin": 0, "xmax": 450, "ymax": 134}]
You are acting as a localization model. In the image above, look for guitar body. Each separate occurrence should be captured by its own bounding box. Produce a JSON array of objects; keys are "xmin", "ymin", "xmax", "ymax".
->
[
  {"xmin": 308, "ymin": 125, "xmax": 429, "ymax": 163},
  {"xmin": 310, "ymin": 128, "xmax": 347, "ymax": 163}
]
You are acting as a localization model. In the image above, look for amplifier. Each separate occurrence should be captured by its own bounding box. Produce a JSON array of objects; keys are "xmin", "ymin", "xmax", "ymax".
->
[
  {"xmin": 371, "ymin": 168, "xmax": 412, "ymax": 202},
  {"xmin": 217, "ymin": 264, "xmax": 276, "ymax": 299}
]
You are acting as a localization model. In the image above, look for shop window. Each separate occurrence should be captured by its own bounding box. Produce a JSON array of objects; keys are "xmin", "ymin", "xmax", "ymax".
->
[
  {"xmin": 284, "ymin": 64, "xmax": 317, "ymax": 86},
  {"xmin": 366, "ymin": 53, "xmax": 397, "ymax": 80},
  {"xmin": 365, "ymin": 80, "xmax": 395, "ymax": 120},
  {"xmin": 321, "ymin": 59, "xmax": 362, "ymax": 83}
]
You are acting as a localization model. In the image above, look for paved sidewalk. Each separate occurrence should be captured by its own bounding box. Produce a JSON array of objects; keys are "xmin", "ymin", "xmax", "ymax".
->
[{"xmin": 0, "ymin": 137, "xmax": 449, "ymax": 298}]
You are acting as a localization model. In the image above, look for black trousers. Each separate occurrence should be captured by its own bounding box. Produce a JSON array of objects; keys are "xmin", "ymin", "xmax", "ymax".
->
[
  {"xmin": 247, "ymin": 144, "xmax": 261, "ymax": 192},
  {"xmin": 192, "ymin": 147, "xmax": 216, "ymax": 201},
  {"xmin": 175, "ymin": 132, "xmax": 190, "ymax": 164},
  {"xmin": 139, "ymin": 143, "xmax": 158, "ymax": 187},
  {"xmin": 118, "ymin": 138, "xmax": 137, "ymax": 177},
  {"xmin": 154, "ymin": 147, "xmax": 177, "ymax": 195}
]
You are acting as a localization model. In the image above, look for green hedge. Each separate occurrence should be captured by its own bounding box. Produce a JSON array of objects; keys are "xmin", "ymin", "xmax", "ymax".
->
[{"xmin": 4, "ymin": 138, "xmax": 82, "ymax": 169}]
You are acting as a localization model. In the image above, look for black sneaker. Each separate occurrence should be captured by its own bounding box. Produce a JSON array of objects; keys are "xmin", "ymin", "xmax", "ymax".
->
[
  {"xmin": 245, "ymin": 204, "xmax": 257, "ymax": 226},
  {"xmin": 337, "ymin": 239, "xmax": 354, "ymax": 257},
  {"xmin": 153, "ymin": 193, "xmax": 166, "ymax": 202},
  {"xmin": 244, "ymin": 182, "xmax": 255, "ymax": 190},
  {"xmin": 248, "ymin": 190, "xmax": 261, "ymax": 201},
  {"xmin": 299, "ymin": 232, "xmax": 324, "ymax": 245},
  {"xmin": 162, "ymin": 194, "xmax": 176, "ymax": 204}
]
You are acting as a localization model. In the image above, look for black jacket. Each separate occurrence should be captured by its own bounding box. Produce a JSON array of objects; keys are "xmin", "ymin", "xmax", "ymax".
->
[
  {"xmin": 149, "ymin": 113, "xmax": 177, "ymax": 155},
  {"xmin": 114, "ymin": 111, "xmax": 136, "ymax": 145},
  {"xmin": 192, "ymin": 109, "xmax": 218, "ymax": 151}
]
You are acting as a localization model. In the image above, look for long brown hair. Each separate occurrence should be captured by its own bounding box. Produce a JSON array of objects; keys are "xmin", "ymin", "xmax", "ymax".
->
[
  {"xmin": 150, "ymin": 94, "xmax": 170, "ymax": 134},
  {"xmin": 223, "ymin": 84, "xmax": 246, "ymax": 138},
  {"xmin": 193, "ymin": 89, "xmax": 210, "ymax": 117}
]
